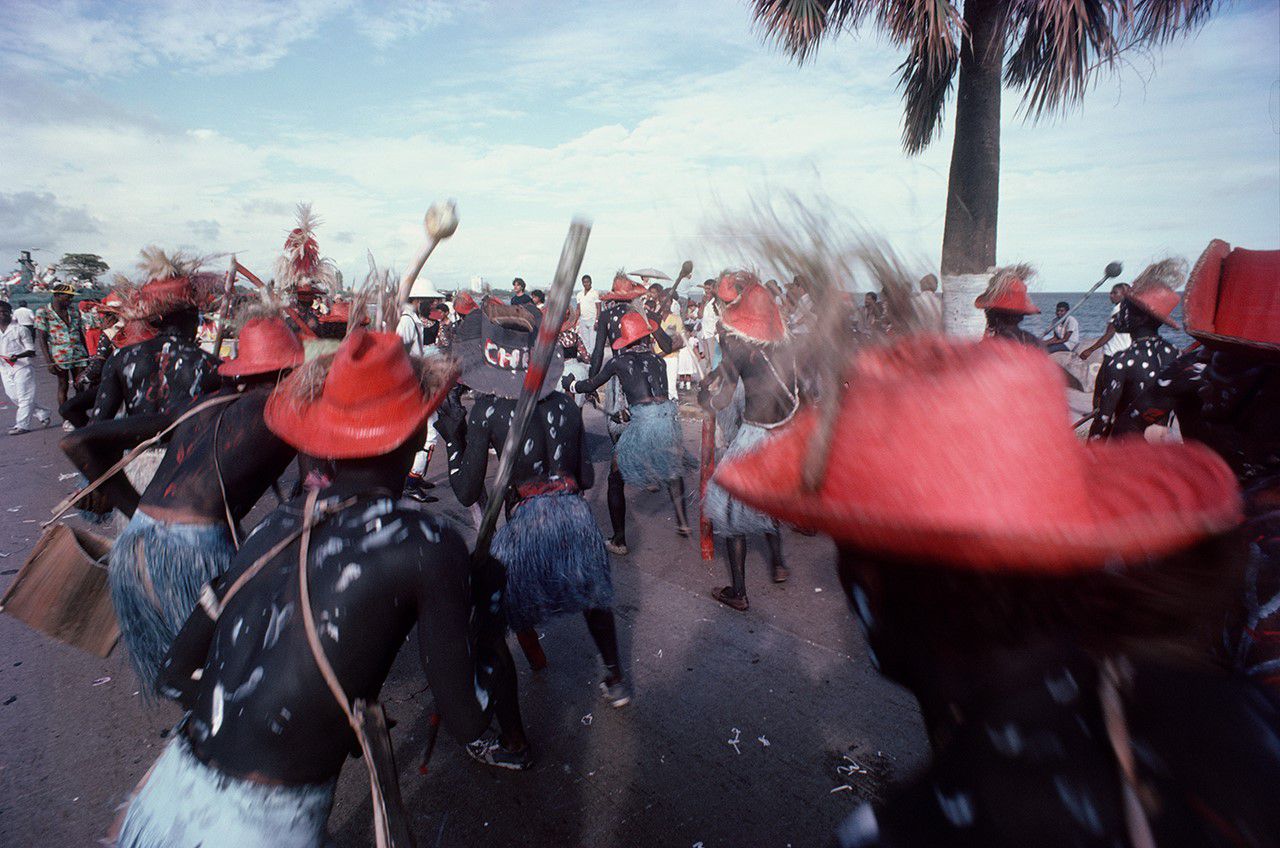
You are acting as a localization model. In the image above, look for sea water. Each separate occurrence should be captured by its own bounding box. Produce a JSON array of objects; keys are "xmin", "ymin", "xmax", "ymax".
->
[{"xmin": 1027, "ymin": 292, "xmax": 1192, "ymax": 350}]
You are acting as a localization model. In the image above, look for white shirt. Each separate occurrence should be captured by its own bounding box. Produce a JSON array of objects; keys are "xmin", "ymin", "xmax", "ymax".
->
[
  {"xmin": 1049, "ymin": 314, "xmax": 1080, "ymax": 350},
  {"xmin": 699, "ymin": 299, "xmax": 719, "ymax": 339},
  {"xmin": 12, "ymin": 306, "xmax": 35, "ymax": 327},
  {"xmin": 1101, "ymin": 303, "xmax": 1132, "ymax": 357},
  {"xmin": 0, "ymin": 322, "xmax": 36, "ymax": 370},
  {"xmin": 396, "ymin": 307, "xmax": 426, "ymax": 357},
  {"xmin": 577, "ymin": 288, "xmax": 600, "ymax": 329}
]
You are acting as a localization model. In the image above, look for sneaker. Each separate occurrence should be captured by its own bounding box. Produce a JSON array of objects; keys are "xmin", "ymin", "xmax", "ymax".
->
[
  {"xmin": 600, "ymin": 678, "xmax": 632, "ymax": 708},
  {"xmin": 8, "ymin": 427, "xmax": 30, "ymax": 436},
  {"xmin": 465, "ymin": 732, "xmax": 533, "ymax": 771},
  {"xmin": 61, "ymin": 420, "xmax": 75, "ymax": 433},
  {"xmin": 605, "ymin": 539, "xmax": 629, "ymax": 556}
]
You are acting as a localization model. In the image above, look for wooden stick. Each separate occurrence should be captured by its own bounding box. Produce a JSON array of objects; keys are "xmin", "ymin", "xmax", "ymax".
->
[
  {"xmin": 211, "ymin": 254, "xmax": 237, "ymax": 355},
  {"xmin": 396, "ymin": 202, "xmax": 458, "ymax": 308},
  {"xmin": 474, "ymin": 219, "xmax": 591, "ymax": 557}
]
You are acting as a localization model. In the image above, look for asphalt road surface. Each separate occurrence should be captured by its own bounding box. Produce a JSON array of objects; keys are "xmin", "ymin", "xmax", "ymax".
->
[{"xmin": 0, "ymin": 366, "xmax": 928, "ymax": 847}]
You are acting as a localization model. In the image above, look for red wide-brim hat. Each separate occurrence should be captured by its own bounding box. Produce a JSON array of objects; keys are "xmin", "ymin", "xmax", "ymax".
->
[
  {"xmin": 137, "ymin": 277, "xmax": 196, "ymax": 318},
  {"xmin": 974, "ymin": 278, "xmax": 1039, "ymax": 315},
  {"xmin": 720, "ymin": 281, "xmax": 785, "ymax": 344},
  {"xmin": 1184, "ymin": 239, "xmax": 1279, "ymax": 353},
  {"xmin": 219, "ymin": 316, "xmax": 305, "ymax": 377},
  {"xmin": 265, "ymin": 329, "xmax": 458, "ymax": 459},
  {"xmin": 612, "ymin": 312, "xmax": 659, "ymax": 350},
  {"xmin": 601, "ymin": 276, "xmax": 650, "ymax": 301},
  {"xmin": 1126, "ymin": 282, "xmax": 1182, "ymax": 330},
  {"xmin": 715, "ymin": 336, "xmax": 1241, "ymax": 572},
  {"xmin": 717, "ymin": 271, "xmax": 757, "ymax": 305}
]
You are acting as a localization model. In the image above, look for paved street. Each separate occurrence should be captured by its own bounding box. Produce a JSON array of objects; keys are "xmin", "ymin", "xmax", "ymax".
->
[{"xmin": 0, "ymin": 367, "xmax": 928, "ymax": 847}]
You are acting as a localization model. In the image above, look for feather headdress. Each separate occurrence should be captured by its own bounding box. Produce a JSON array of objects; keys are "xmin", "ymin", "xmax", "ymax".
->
[
  {"xmin": 134, "ymin": 247, "xmax": 207, "ymax": 317},
  {"xmin": 136, "ymin": 246, "xmax": 204, "ymax": 283},
  {"xmin": 983, "ymin": 263, "xmax": 1037, "ymax": 297},
  {"xmin": 274, "ymin": 203, "xmax": 338, "ymax": 293},
  {"xmin": 1131, "ymin": 257, "xmax": 1188, "ymax": 292}
]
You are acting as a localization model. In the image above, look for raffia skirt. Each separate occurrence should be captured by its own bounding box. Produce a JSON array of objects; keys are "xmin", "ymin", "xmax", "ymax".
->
[
  {"xmin": 702, "ymin": 421, "xmax": 780, "ymax": 537},
  {"xmin": 614, "ymin": 400, "xmax": 684, "ymax": 486},
  {"xmin": 116, "ymin": 732, "xmax": 336, "ymax": 848},
  {"xmin": 109, "ymin": 510, "xmax": 234, "ymax": 691},
  {"xmin": 492, "ymin": 490, "xmax": 613, "ymax": 631}
]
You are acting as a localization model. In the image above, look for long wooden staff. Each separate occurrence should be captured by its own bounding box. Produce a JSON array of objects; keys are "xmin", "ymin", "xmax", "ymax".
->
[
  {"xmin": 211, "ymin": 254, "xmax": 237, "ymax": 355},
  {"xmin": 474, "ymin": 219, "xmax": 591, "ymax": 554},
  {"xmin": 472, "ymin": 221, "xmax": 589, "ymax": 679}
]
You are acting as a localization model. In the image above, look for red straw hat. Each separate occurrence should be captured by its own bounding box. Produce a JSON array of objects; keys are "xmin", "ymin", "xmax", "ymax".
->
[
  {"xmin": 454, "ymin": 290, "xmax": 479, "ymax": 316},
  {"xmin": 974, "ymin": 276, "xmax": 1039, "ymax": 315},
  {"xmin": 717, "ymin": 270, "xmax": 756, "ymax": 305},
  {"xmin": 612, "ymin": 312, "xmax": 659, "ymax": 350},
  {"xmin": 600, "ymin": 274, "xmax": 650, "ymax": 302},
  {"xmin": 1126, "ymin": 282, "xmax": 1182, "ymax": 329},
  {"xmin": 219, "ymin": 317, "xmax": 304, "ymax": 377},
  {"xmin": 721, "ymin": 281, "xmax": 785, "ymax": 344},
  {"xmin": 1184, "ymin": 239, "xmax": 1279, "ymax": 353},
  {"xmin": 136, "ymin": 277, "xmax": 197, "ymax": 318},
  {"xmin": 715, "ymin": 336, "xmax": 1241, "ymax": 572},
  {"xmin": 266, "ymin": 330, "xmax": 457, "ymax": 459}
]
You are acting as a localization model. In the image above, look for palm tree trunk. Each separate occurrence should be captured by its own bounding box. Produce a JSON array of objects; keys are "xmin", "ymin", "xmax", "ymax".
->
[{"xmin": 941, "ymin": 0, "xmax": 1004, "ymax": 277}]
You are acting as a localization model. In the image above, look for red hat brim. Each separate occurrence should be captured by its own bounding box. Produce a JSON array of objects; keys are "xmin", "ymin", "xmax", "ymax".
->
[
  {"xmin": 218, "ymin": 349, "xmax": 305, "ymax": 377},
  {"xmin": 601, "ymin": 280, "xmax": 650, "ymax": 301},
  {"xmin": 1126, "ymin": 291, "xmax": 1182, "ymax": 330},
  {"xmin": 265, "ymin": 332, "xmax": 458, "ymax": 459},
  {"xmin": 716, "ymin": 410, "xmax": 1240, "ymax": 572},
  {"xmin": 612, "ymin": 317, "xmax": 658, "ymax": 350}
]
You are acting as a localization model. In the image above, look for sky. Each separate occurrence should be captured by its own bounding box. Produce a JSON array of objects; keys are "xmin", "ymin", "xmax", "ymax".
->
[{"xmin": 1, "ymin": 0, "xmax": 1277, "ymax": 293}]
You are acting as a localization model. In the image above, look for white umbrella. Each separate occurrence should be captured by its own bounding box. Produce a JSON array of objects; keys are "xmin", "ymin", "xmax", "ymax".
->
[{"xmin": 628, "ymin": 267, "xmax": 670, "ymax": 281}]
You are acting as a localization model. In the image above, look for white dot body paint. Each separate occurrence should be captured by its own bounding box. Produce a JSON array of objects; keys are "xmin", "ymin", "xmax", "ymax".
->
[{"xmin": 335, "ymin": 564, "xmax": 362, "ymax": 592}]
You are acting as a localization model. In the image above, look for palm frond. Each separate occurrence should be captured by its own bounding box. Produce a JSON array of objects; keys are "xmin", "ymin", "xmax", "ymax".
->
[
  {"xmin": 1005, "ymin": 0, "xmax": 1218, "ymax": 121},
  {"xmin": 886, "ymin": 0, "xmax": 964, "ymax": 153},
  {"xmin": 751, "ymin": 0, "xmax": 874, "ymax": 63},
  {"xmin": 1129, "ymin": 0, "xmax": 1218, "ymax": 43}
]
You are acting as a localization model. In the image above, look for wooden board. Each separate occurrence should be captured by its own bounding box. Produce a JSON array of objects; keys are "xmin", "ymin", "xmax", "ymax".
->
[{"xmin": 0, "ymin": 523, "xmax": 119, "ymax": 657}]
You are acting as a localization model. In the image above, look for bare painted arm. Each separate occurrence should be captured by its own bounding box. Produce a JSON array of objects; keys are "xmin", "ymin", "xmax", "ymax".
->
[{"xmin": 60, "ymin": 413, "xmax": 170, "ymax": 516}]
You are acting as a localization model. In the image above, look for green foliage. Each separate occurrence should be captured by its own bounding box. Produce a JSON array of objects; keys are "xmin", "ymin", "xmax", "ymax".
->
[{"xmin": 58, "ymin": 253, "xmax": 110, "ymax": 282}]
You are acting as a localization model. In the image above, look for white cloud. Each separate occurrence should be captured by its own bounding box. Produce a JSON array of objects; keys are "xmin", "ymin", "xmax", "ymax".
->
[{"xmin": 0, "ymin": 0, "xmax": 1274, "ymax": 292}]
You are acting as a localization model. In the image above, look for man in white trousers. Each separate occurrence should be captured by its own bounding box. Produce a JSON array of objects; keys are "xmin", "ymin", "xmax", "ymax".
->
[
  {"xmin": 0, "ymin": 301, "xmax": 51, "ymax": 435},
  {"xmin": 398, "ymin": 278, "xmax": 445, "ymax": 502}
]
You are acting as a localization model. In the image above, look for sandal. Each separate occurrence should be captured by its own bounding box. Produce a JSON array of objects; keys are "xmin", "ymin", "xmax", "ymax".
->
[
  {"xmin": 605, "ymin": 539, "xmax": 629, "ymax": 556},
  {"xmin": 675, "ymin": 524, "xmax": 691, "ymax": 538},
  {"xmin": 712, "ymin": 587, "xmax": 748, "ymax": 611},
  {"xmin": 771, "ymin": 565, "xmax": 790, "ymax": 583}
]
